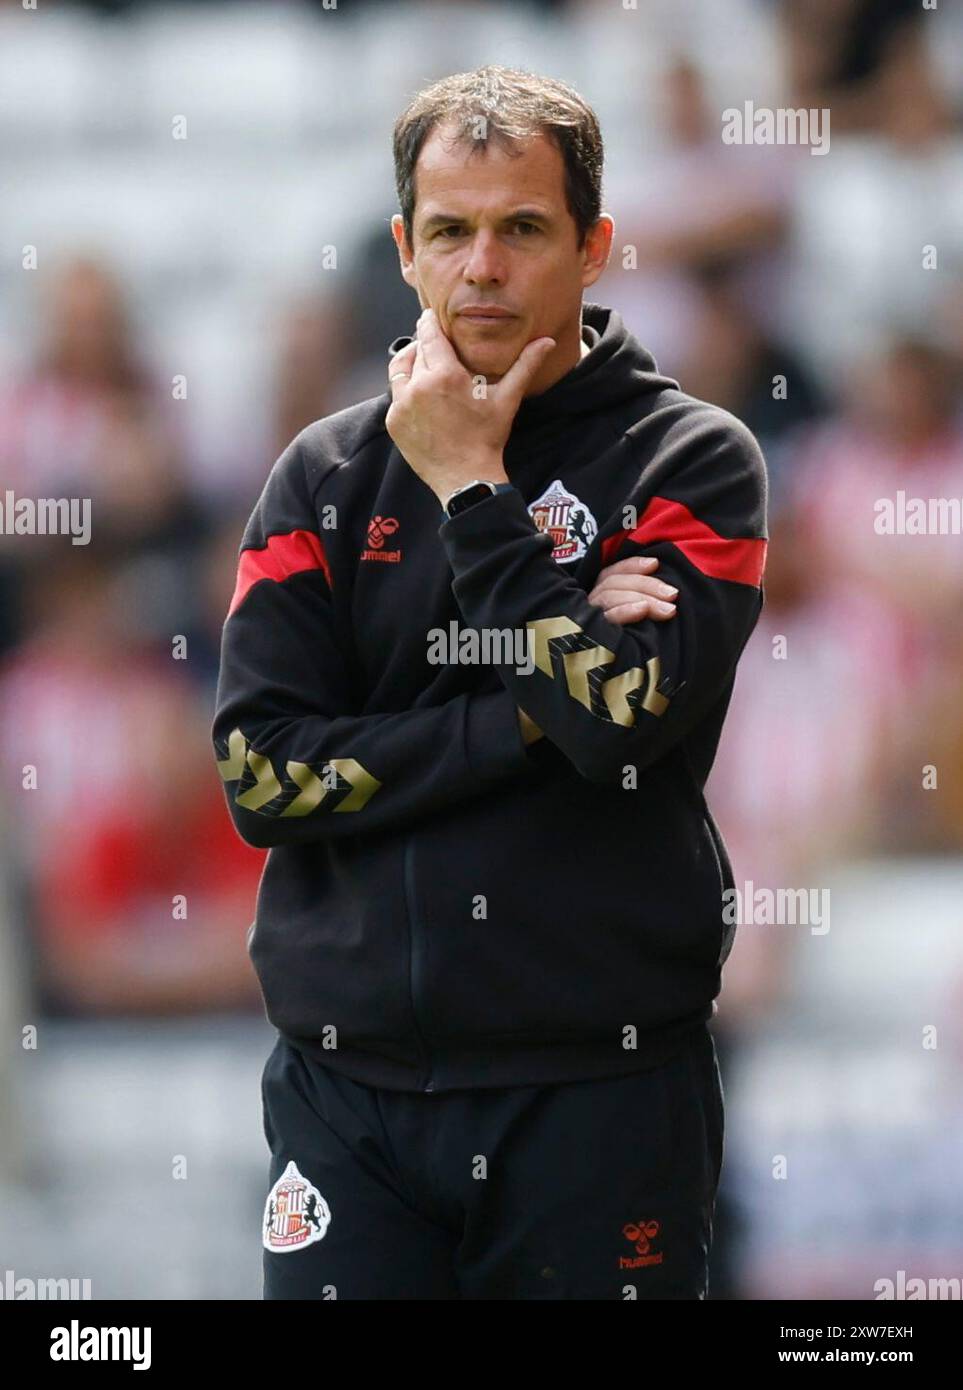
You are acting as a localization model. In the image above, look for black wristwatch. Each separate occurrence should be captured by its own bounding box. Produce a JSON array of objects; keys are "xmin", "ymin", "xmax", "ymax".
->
[{"xmin": 443, "ymin": 479, "xmax": 516, "ymax": 518}]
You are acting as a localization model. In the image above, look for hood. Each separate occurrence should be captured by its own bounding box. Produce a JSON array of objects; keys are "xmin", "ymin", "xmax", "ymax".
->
[{"xmin": 387, "ymin": 302, "xmax": 679, "ymax": 436}]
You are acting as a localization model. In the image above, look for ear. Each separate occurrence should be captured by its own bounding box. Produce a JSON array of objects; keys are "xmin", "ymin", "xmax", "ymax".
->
[
  {"xmin": 581, "ymin": 213, "xmax": 615, "ymax": 291},
  {"xmin": 391, "ymin": 214, "xmax": 418, "ymax": 290}
]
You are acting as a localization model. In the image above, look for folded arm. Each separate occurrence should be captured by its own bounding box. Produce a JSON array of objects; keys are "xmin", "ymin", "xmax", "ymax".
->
[
  {"xmin": 212, "ymin": 437, "xmax": 537, "ymax": 849},
  {"xmin": 438, "ymin": 409, "xmax": 769, "ymax": 785}
]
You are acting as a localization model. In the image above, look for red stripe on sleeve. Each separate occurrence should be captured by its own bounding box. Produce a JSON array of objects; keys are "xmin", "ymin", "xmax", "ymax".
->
[
  {"xmin": 228, "ymin": 529, "xmax": 332, "ymax": 617},
  {"xmin": 599, "ymin": 496, "xmax": 766, "ymax": 586}
]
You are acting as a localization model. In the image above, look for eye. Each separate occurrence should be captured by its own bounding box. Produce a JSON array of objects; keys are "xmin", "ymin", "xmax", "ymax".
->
[
  {"xmin": 436, "ymin": 225, "xmax": 465, "ymax": 238},
  {"xmin": 514, "ymin": 220, "xmax": 541, "ymax": 235}
]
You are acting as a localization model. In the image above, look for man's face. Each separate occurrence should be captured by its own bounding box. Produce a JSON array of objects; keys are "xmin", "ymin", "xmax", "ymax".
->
[{"xmin": 391, "ymin": 122, "xmax": 612, "ymax": 387}]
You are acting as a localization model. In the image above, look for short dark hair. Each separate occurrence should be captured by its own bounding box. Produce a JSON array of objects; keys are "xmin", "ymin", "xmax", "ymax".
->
[{"xmin": 392, "ymin": 65, "xmax": 604, "ymax": 251}]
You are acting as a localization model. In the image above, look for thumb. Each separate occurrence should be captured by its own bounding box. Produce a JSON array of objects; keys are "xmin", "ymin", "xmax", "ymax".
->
[{"xmin": 497, "ymin": 336, "xmax": 556, "ymax": 406}]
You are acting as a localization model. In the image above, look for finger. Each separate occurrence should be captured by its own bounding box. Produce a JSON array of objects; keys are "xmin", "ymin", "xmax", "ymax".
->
[
  {"xmin": 390, "ymin": 340, "xmax": 417, "ymax": 371},
  {"xmin": 593, "ymin": 595, "xmax": 678, "ymax": 618},
  {"xmin": 495, "ymin": 335, "xmax": 556, "ymax": 407},
  {"xmin": 606, "ymin": 598, "xmax": 677, "ymax": 623},
  {"xmin": 591, "ymin": 576, "xmax": 679, "ymax": 605},
  {"xmin": 414, "ymin": 316, "xmax": 429, "ymax": 375},
  {"xmin": 415, "ymin": 307, "xmax": 456, "ymax": 372},
  {"xmin": 388, "ymin": 341, "xmax": 417, "ymax": 395},
  {"xmin": 590, "ymin": 586, "xmax": 654, "ymax": 607},
  {"xmin": 597, "ymin": 556, "xmax": 660, "ymax": 578}
]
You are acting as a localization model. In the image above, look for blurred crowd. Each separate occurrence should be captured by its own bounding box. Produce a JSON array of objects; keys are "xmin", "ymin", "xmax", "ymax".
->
[{"xmin": 0, "ymin": 0, "xmax": 960, "ymax": 1041}]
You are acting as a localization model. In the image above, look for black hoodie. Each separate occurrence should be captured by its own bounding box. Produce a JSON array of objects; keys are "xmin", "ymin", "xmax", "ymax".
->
[{"xmin": 212, "ymin": 303, "xmax": 769, "ymax": 1091}]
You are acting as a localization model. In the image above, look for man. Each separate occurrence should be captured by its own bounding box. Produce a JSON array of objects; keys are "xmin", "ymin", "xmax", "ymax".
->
[{"xmin": 213, "ymin": 65, "xmax": 768, "ymax": 1300}]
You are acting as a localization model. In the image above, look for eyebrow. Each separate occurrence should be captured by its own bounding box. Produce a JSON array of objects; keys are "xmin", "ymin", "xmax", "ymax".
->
[{"xmin": 419, "ymin": 208, "xmax": 553, "ymax": 231}]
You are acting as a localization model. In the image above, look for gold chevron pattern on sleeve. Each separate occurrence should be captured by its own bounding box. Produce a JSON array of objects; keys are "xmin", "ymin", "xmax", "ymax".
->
[
  {"xmin": 526, "ymin": 615, "xmax": 671, "ymax": 726},
  {"xmin": 216, "ymin": 728, "xmax": 382, "ymax": 816}
]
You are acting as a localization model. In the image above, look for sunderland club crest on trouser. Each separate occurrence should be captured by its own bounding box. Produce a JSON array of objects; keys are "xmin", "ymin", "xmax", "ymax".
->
[
  {"xmin": 263, "ymin": 1160, "xmax": 332, "ymax": 1253},
  {"xmin": 527, "ymin": 479, "xmax": 598, "ymax": 563}
]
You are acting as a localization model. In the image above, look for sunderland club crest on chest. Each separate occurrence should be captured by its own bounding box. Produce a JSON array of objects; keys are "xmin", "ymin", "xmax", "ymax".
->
[
  {"xmin": 528, "ymin": 479, "xmax": 598, "ymax": 563},
  {"xmin": 263, "ymin": 1160, "xmax": 331, "ymax": 1253}
]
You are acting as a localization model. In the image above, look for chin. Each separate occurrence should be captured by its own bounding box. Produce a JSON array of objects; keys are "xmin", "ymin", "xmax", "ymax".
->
[
  {"xmin": 465, "ymin": 361, "xmax": 508, "ymax": 383},
  {"xmin": 454, "ymin": 341, "xmax": 513, "ymax": 382}
]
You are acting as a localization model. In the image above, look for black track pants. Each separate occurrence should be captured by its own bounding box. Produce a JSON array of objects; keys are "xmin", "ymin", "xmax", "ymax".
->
[{"xmin": 260, "ymin": 1026, "xmax": 724, "ymax": 1300}]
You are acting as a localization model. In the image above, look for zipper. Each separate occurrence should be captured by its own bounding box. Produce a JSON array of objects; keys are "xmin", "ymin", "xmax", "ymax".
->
[{"xmin": 402, "ymin": 834, "xmax": 435, "ymax": 1091}]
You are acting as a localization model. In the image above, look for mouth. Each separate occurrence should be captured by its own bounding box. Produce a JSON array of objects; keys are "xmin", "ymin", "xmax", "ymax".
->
[{"xmin": 457, "ymin": 307, "xmax": 516, "ymax": 325}]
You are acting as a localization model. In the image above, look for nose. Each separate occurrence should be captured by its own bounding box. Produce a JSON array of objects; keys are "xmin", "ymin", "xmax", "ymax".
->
[{"xmin": 462, "ymin": 227, "xmax": 507, "ymax": 287}]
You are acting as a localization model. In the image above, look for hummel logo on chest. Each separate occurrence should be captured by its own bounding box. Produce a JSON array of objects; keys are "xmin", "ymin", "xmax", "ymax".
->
[{"xmin": 361, "ymin": 515, "xmax": 402, "ymax": 563}]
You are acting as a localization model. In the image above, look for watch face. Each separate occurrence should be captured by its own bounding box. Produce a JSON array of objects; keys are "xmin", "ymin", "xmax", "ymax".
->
[{"xmin": 447, "ymin": 483, "xmax": 493, "ymax": 516}]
